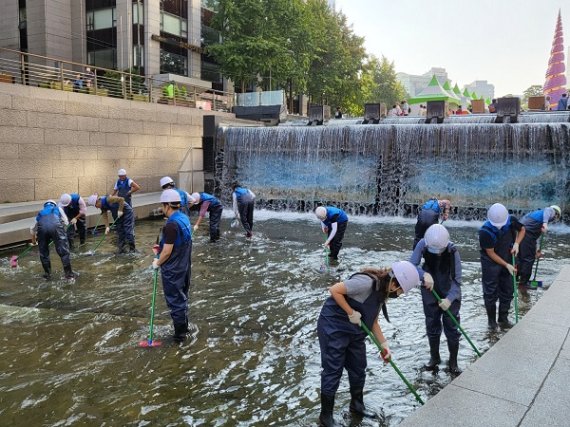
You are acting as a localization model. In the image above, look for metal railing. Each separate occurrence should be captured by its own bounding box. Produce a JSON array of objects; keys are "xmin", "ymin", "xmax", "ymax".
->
[{"xmin": 0, "ymin": 47, "xmax": 234, "ymax": 112}]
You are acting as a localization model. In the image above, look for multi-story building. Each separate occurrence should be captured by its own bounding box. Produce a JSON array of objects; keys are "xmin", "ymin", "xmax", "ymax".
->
[
  {"xmin": 0, "ymin": 0, "xmax": 224, "ymax": 90},
  {"xmin": 464, "ymin": 80, "xmax": 495, "ymax": 100},
  {"xmin": 396, "ymin": 67, "xmax": 449, "ymax": 98}
]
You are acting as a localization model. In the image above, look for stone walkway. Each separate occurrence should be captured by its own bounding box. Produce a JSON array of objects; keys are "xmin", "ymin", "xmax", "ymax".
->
[
  {"xmin": 0, "ymin": 192, "xmax": 161, "ymax": 247},
  {"xmin": 399, "ymin": 265, "xmax": 570, "ymax": 427}
]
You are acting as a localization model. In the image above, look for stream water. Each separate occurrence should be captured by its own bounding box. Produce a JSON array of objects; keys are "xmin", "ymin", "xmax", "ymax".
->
[{"xmin": 1, "ymin": 211, "xmax": 568, "ymax": 426}]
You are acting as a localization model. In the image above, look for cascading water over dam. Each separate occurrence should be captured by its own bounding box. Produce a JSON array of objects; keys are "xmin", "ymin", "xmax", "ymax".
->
[{"xmin": 215, "ymin": 118, "xmax": 569, "ymax": 219}]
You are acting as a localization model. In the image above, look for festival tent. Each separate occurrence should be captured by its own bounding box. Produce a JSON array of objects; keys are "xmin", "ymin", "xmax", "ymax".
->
[
  {"xmin": 485, "ymin": 97, "xmax": 492, "ymax": 105},
  {"xmin": 462, "ymin": 88, "xmax": 471, "ymax": 99},
  {"xmin": 471, "ymin": 91, "xmax": 480, "ymax": 100},
  {"xmin": 443, "ymin": 81, "xmax": 462, "ymax": 102},
  {"xmin": 409, "ymin": 75, "xmax": 460, "ymax": 105}
]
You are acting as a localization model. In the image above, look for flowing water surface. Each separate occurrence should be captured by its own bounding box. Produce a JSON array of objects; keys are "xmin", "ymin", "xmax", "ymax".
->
[{"xmin": 1, "ymin": 211, "xmax": 569, "ymax": 426}]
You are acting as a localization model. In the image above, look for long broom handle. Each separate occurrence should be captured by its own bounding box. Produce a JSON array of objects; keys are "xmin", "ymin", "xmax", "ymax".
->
[
  {"xmin": 360, "ymin": 321, "xmax": 424, "ymax": 405},
  {"xmin": 19, "ymin": 223, "xmax": 73, "ymax": 258},
  {"xmin": 90, "ymin": 216, "xmax": 120, "ymax": 254},
  {"xmin": 431, "ymin": 289, "xmax": 481, "ymax": 357},
  {"xmin": 148, "ymin": 267, "xmax": 159, "ymax": 344},
  {"xmin": 512, "ymin": 254, "xmax": 518, "ymax": 324},
  {"xmin": 92, "ymin": 214, "xmax": 103, "ymax": 235}
]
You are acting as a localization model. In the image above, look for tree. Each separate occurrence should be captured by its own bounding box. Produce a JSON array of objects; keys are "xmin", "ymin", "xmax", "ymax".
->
[
  {"xmin": 364, "ymin": 55, "xmax": 407, "ymax": 108},
  {"xmin": 522, "ymin": 84, "xmax": 543, "ymax": 104}
]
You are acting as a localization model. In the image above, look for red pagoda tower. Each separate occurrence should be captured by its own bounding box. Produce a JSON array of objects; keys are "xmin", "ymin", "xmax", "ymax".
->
[{"xmin": 543, "ymin": 10, "xmax": 567, "ymax": 109}]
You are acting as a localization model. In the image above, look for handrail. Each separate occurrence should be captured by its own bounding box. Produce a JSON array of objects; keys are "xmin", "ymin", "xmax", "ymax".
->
[{"xmin": 0, "ymin": 46, "xmax": 235, "ymax": 112}]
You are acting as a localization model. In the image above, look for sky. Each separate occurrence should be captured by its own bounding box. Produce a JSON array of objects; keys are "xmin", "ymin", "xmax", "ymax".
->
[{"xmin": 335, "ymin": 0, "xmax": 568, "ymax": 96}]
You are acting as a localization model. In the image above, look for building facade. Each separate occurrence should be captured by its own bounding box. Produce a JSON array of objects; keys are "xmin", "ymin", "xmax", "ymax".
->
[
  {"xmin": 0, "ymin": 0, "xmax": 224, "ymax": 90},
  {"xmin": 396, "ymin": 67, "xmax": 449, "ymax": 98},
  {"xmin": 463, "ymin": 80, "xmax": 495, "ymax": 100}
]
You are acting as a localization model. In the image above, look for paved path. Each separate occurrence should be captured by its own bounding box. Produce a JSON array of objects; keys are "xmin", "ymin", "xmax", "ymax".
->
[
  {"xmin": 399, "ymin": 265, "xmax": 570, "ymax": 427},
  {"xmin": 0, "ymin": 193, "xmax": 161, "ymax": 248}
]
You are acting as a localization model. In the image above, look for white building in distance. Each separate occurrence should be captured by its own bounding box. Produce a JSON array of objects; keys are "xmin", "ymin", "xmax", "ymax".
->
[
  {"xmin": 397, "ymin": 67, "xmax": 449, "ymax": 98},
  {"xmin": 464, "ymin": 80, "xmax": 495, "ymax": 100}
]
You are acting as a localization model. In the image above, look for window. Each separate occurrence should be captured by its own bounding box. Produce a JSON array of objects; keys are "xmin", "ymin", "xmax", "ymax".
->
[
  {"xmin": 160, "ymin": 49, "xmax": 187, "ymax": 75},
  {"xmin": 87, "ymin": 7, "xmax": 116, "ymax": 31},
  {"xmin": 132, "ymin": 2, "xmax": 143, "ymax": 24},
  {"xmin": 133, "ymin": 45, "xmax": 144, "ymax": 67},
  {"xmin": 88, "ymin": 48, "xmax": 116, "ymax": 69},
  {"xmin": 161, "ymin": 12, "xmax": 187, "ymax": 38}
]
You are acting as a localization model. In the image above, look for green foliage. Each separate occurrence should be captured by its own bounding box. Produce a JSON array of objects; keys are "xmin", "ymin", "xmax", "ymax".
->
[
  {"xmin": 522, "ymin": 85, "xmax": 543, "ymax": 103},
  {"xmin": 364, "ymin": 56, "xmax": 408, "ymax": 108}
]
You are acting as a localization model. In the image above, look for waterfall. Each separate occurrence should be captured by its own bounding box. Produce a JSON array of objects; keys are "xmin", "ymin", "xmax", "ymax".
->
[{"xmin": 217, "ymin": 122, "xmax": 569, "ymax": 219}]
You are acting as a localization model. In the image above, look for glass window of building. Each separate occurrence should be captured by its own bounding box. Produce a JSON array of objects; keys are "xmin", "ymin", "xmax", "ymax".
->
[{"xmin": 161, "ymin": 12, "xmax": 188, "ymax": 38}]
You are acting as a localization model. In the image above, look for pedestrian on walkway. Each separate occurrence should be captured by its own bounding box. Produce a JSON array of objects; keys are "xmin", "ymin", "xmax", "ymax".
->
[
  {"xmin": 190, "ymin": 192, "xmax": 223, "ymax": 243},
  {"xmin": 30, "ymin": 200, "xmax": 74, "ymax": 280},
  {"xmin": 112, "ymin": 168, "xmax": 140, "ymax": 207},
  {"xmin": 152, "ymin": 189, "xmax": 193, "ymax": 342},
  {"xmin": 410, "ymin": 224, "xmax": 462, "ymax": 375},
  {"xmin": 88, "ymin": 194, "xmax": 136, "ymax": 254},
  {"xmin": 517, "ymin": 205, "xmax": 561, "ymax": 288},
  {"xmin": 160, "ymin": 176, "xmax": 192, "ymax": 217},
  {"xmin": 414, "ymin": 198, "xmax": 451, "ymax": 249},
  {"xmin": 231, "ymin": 182, "xmax": 255, "ymax": 238},
  {"xmin": 59, "ymin": 193, "xmax": 87, "ymax": 249},
  {"xmin": 479, "ymin": 203, "xmax": 525, "ymax": 329},
  {"xmin": 317, "ymin": 261, "xmax": 419, "ymax": 426},
  {"xmin": 315, "ymin": 206, "xmax": 348, "ymax": 266}
]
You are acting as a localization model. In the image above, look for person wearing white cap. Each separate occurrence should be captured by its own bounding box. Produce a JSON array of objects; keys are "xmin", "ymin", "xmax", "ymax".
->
[
  {"xmin": 112, "ymin": 168, "xmax": 140, "ymax": 207},
  {"xmin": 479, "ymin": 203, "xmax": 525, "ymax": 330},
  {"xmin": 517, "ymin": 205, "xmax": 562, "ymax": 289},
  {"xmin": 410, "ymin": 224, "xmax": 463, "ymax": 375},
  {"xmin": 316, "ymin": 261, "xmax": 419, "ymax": 426},
  {"xmin": 87, "ymin": 193, "xmax": 136, "ymax": 254},
  {"xmin": 160, "ymin": 176, "xmax": 191, "ymax": 217},
  {"xmin": 152, "ymin": 189, "xmax": 192, "ymax": 342},
  {"xmin": 314, "ymin": 206, "xmax": 349, "ymax": 266},
  {"xmin": 29, "ymin": 200, "xmax": 74, "ymax": 280},
  {"xmin": 189, "ymin": 191, "xmax": 223, "ymax": 243},
  {"xmin": 59, "ymin": 193, "xmax": 87, "ymax": 249}
]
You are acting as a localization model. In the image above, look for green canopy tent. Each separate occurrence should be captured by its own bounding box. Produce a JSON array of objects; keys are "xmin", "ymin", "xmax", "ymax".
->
[
  {"xmin": 471, "ymin": 91, "xmax": 479, "ymax": 100},
  {"xmin": 409, "ymin": 75, "xmax": 460, "ymax": 105},
  {"xmin": 485, "ymin": 97, "xmax": 492, "ymax": 105},
  {"xmin": 443, "ymin": 80, "xmax": 462, "ymax": 103},
  {"xmin": 462, "ymin": 88, "xmax": 471, "ymax": 99}
]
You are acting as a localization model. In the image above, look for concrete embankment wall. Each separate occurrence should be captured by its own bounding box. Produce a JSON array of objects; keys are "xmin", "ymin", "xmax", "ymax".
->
[{"xmin": 0, "ymin": 82, "xmax": 237, "ymax": 202}]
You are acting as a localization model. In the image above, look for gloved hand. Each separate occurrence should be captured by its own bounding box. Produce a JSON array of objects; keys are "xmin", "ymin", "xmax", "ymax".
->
[
  {"xmin": 323, "ymin": 241, "xmax": 330, "ymax": 248},
  {"xmin": 70, "ymin": 218, "xmax": 78, "ymax": 225},
  {"xmin": 348, "ymin": 310, "xmax": 362, "ymax": 325},
  {"xmin": 193, "ymin": 225, "xmax": 198, "ymax": 232},
  {"xmin": 511, "ymin": 242, "xmax": 519, "ymax": 256},
  {"xmin": 117, "ymin": 210, "xmax": 124, "ymax": 219},
  {"xmin": 105, "ymin": 227, "xmax": 111, "ymax": 235},
  {"xmin": 423, "ymin": 272, "xmax": 434, "ymax": 291},
  {"xmin": 541, "ymin": 223, "xmax": 548, "ymax": 233},
  {"xmin": 505, "ymin": 263, "xmax": 516, "ymax": 276},
  {"xmin": 379, "ymin": 342, "xmax": 391, "ymax": 363},
  {"xmin": 151, "ymin": 259, "xmax": 160, "ymax": 270},
  {"xmin": 439, "ymin": 298, "xmax": 451, "ymax": 311}
]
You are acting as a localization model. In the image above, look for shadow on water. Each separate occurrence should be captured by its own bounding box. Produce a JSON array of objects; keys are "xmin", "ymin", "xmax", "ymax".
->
[{"xmin": 0, "ymin": 211, "xmax": 568, "ymax": 426}]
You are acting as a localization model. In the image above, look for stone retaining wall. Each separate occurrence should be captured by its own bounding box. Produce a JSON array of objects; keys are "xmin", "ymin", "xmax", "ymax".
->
[{"xmin": 0, "ymin": 82, "xmax": 236, "ymax": 202}]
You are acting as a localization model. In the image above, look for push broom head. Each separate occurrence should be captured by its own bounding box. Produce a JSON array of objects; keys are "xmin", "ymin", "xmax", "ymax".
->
[
  {"xmin": 138, "ymin": 339, "xmax": 162, "ymax": 348},
  {"xmin": 10, "ymin": 255, "xmax": 18, "ymax": 268}
]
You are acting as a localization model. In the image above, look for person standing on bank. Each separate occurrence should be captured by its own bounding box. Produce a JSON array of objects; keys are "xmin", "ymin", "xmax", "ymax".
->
[
  {"xmin": 317, "ymin": 261, "xmax": 420, "ymax": 427},
  {"xmin": 87, "ymin": 194, "xmax": 136, "ymax": 254},
  {"xmin": 414, "ymin": 198, "xmax": 451, "ymax": 249},
  {"xmin": 152, "ymin": 189, "xmax": 193, "ymax": 342},
  {"xmin": 30, "ymin": 200, "xmax": 75, "ymax": 280},
  {"xmin": 231, "ymin": 182, "xmax": 256, "ymax": 238},
  {"xmin": 59, "ymin": 193, "xmax": 87, "ymax": 249},
  {"xmin": 479, "ymin": 203, "xmax": 525, "ymax": 329},
  {"xmin": 315, "ymin": 206, "xmax": 348, "ymax": 266},
  {"xmin": 517, "ymin": 205, "xmax": 561, "ymax": 289},
  {"xmin": 190, "ymin": 192, "xmax": 223, "ymax": 243},
  {"xmin": 112, "ymin": 168, "xmax": 140, "ymax": 208},
  {"xmin": 160, "ymin": 176, "xmax": 191, "ymax": 217},
  {"xmin": 410, "ymin": 224, "xmax": 462, "ymax": 375}
]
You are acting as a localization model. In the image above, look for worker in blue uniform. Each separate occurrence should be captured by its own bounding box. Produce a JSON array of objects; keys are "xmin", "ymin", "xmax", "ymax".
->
[
  {"xmin": 479, "ymin": 203, "xmax": 525, "ymax": 330},
  {"xmin": 231, "ymin": 182, "xmax": 256, "ymax": 238},
  {"xmin": 315, "ymin": 206, "xmax": 349, "ymax": 266},
  {"xmin": 410, "ymin": 224, "xmax": 462, "ymax": 375},
  {"xmin": 414, "ymin": 198, "xmax": 451, "ymax": 249},
  {"xmin": 190, "ymin": 192, "xmax": 223, "ymax": 243},
  {"xmin": 160, "ymin": 176, "xmax": 191, "ymax": 217},
  {"xmin": 59, "ymin": 193, "xmax": 87, "ymax": 249},
  {"xmin": 88, "ymin": 194, "xmax": 136, "ymax": 254},
  {"xmin": 30, "ymin": 200, "xmax": 75, "ymax": 280},
  {"xmin": 518, "ymin": 205, "xmax": 561, "ymax": 288},
  {"xmin": 152, "ymin": 189, "xmax": 193, "ymax": 342},
  {"xmin": 112, "ymin": 168, "xmax": 140, "ymax": 207},
  {"xmin": 317, "ymin": 261, "xmax": 420, "ymax": 427}
]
